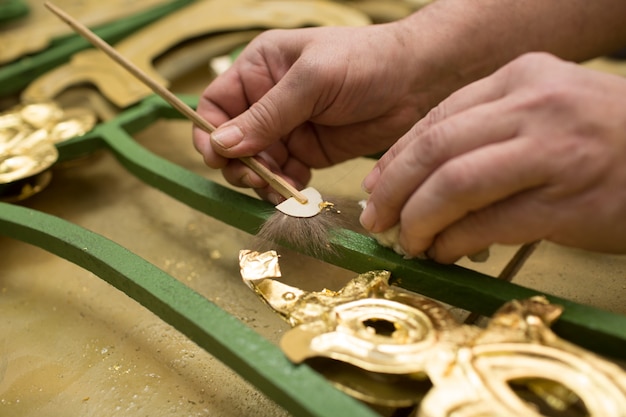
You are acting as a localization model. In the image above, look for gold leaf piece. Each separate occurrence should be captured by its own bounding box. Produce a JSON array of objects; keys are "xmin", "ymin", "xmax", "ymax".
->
[
  {"xmin": 239, "ymin": 250, "xmax": 282, "ymax": 281},
  {"xmin": 0, "ymin": 100, "xmax": 96, "ymax": 200}
]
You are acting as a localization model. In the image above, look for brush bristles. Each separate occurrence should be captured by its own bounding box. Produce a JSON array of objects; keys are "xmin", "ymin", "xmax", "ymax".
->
[{"xmin": 255, "ymin": 197, "xmax": 363, "ymax": 258}]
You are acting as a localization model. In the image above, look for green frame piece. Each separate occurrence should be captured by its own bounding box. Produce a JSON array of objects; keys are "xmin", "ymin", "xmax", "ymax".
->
[
  {"xmin": 0, "ymin": 0, "xmax": 29, "ymax": 24},
  {"xmin": 0, "ymin": 0, "xmax": 195, "ymax": 96},
  {"xmin": 1, "ymin": 94, "xmax": 624, "ymax": 413},
  {"xmin": 0, "ymin": 203, "xmax": 379, "ymax": 417}
]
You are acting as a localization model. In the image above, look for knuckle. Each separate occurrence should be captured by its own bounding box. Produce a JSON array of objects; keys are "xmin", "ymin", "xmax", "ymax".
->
[
  {"xmin": 525, "ymin": 83, "xmax": 572, "ymax": 108},
  {"xmin": 407, "ymin": 122, "xmax": 452, "ymax": 171},
  {"xmin": 507, "ymin": 52, "xmax": 560, "ymax": 76},
  {"xmin": 422, "ymin": 102, "xmax": 448, "ymax": 127},
  {"xmin": 512, "ymin": 51, "xmax": 556, "ymax": 67},
  {"xmin": 245, "ymin": 99, "xmax": 282, "ymax": 138},
  {"xmin": 433, "ymin": 158, "xmax": 478, "ymax": 199},
  {"xmin": 398, "ymin": 227, "xmax": 431, "ymax": 258}
]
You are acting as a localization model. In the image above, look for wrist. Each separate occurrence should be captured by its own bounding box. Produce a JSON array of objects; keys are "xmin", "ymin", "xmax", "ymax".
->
[{"xmin": 391, "ymin": 2, "xmax": 514, "ymax": 111}]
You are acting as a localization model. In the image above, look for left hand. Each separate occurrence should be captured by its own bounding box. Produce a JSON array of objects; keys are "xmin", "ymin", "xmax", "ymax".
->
[{"xmin": 360, "ymin": 52, "xmax": 626, "ymax": 263}]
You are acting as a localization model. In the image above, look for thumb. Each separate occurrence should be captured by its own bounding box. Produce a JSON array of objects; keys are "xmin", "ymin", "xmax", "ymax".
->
[{"xmin": 210, "ymin": 70, "xmax": 318, "ymax": 158}]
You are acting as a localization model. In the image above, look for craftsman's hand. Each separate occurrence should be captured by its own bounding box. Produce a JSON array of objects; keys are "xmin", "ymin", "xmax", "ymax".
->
[
  {"xmin": 193, "ymin": 24, "xmax": 429, "ymax": 203},
  {"xmin": 192, "ymin": 0, "xmax": 626, "ymax": 204},
  {"xmin": 360, "ymin": 52, "xmax": 626, "ymax": 263}
]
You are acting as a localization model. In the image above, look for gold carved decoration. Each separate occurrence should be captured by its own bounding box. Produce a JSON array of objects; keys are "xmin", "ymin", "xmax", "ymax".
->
[{"xmin": 240, "ymin": 250, "xmax": 626, "ymax": 416}]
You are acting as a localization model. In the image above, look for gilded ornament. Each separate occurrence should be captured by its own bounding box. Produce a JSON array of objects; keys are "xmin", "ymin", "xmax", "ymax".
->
[
  {"xmin": 0, "ymin": 101, "xmax": 96, "ymax": 200},
  {"xmin": 240, "ymin": 250, "xmax": 626, "ymax": 416}
]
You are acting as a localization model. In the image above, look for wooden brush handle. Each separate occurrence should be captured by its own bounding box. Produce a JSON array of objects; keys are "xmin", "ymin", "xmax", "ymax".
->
[{"xmin": 44, "ymin": 1, "xmax": 308, "ymax": 205}]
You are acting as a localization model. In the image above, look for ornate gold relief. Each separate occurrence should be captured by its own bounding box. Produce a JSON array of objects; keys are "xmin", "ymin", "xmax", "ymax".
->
[{"xmin": 240, "ymin": 250, "xmax": 626, "ymax": 416}]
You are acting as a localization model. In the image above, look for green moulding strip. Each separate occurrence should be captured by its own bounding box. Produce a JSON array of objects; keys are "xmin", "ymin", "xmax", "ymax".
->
[
  {"xmin": 0, "ymin": 0, "xmax": 195, "ymax": 96},
  {"xmin": 0, "ymin": 202, "xmax": 379, "ymax": 417},
  {"xmin": 0, "ymin": 0, "xmax": 29, "ymax": 24},
  {"xmin": 1, "ymin": 95, "xmax": 625, "ymax": 415}
]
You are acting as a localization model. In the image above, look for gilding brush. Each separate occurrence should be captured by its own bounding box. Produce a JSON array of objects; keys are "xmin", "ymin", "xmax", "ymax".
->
[
  {"xmin": 256, "ymin": 195, "xmax": 363, "ymax": 257},
  {"xmin": 44, "ymin": 1, "xmax": 322, "ymax": 219}
]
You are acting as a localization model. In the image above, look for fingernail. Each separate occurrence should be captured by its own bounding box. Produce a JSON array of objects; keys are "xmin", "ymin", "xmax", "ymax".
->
[
  {"xmin": 211, "ymin": 125, "xmax": 243, "ymax": 149},
  {"xmin": 361, "ymin": 166, "xmax": 380, "ymax": 193},
  {"xmin": 359, "ymin": 201, "xmax": 376, "ymax": 231}
]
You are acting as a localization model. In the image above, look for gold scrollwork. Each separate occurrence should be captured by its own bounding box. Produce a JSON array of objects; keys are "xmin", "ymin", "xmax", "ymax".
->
[{"xmin": 239, "ymin": 250, "xmax": 626, "ymax": 416}]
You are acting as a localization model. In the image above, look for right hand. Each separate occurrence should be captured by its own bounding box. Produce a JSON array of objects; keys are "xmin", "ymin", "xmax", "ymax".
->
[
  {"xmin": 193, "ymin": 24, "xmax": 428, "ymax": 203},
  {"xmin": 360, "ymin": 52, "xmax": 626, "ymax": 263}
]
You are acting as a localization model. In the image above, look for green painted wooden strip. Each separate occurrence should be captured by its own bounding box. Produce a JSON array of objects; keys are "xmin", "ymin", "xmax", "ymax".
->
[
  {"xmin": 0, "ymin": 0, "xmax": 29, "ymax": 24},
  {"xmin": 0, "ymin": 202, "xmax": 380, "ymax": 417}
]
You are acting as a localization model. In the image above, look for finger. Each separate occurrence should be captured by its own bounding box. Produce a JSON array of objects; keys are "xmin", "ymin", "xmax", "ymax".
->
[
  {"xmin": 221, "ymin": 149, "xmax": 284, "ymax": 187},
  {"xmin": 280, "ymin": 156, "xmax": 311, "ymax": 190},
  {"xmin": 412, "ymin": 65, "xmax": 511, "ymax": 134},
  {"xmin": 366, "ymin": 64, "xmax": 512, "ymax": 184},
  {"xmin": 221, "ymin": 159, "xmax": 269, "ymax": 190},
  {"xmin": 194, "ymin": 67, "xmax": 252, "ymax": 168},
  {"xmin": 427, "ymin": 191, "xmax": 551, "ymax": 263},
  {"xmin": 396, "ymin": 137, "xmax": 550, "ymax": 257},
  {"xmin": 193, "ymin": 125, "xmax": 228, "ymax": 169},
  {"xmin": 221, "ymin": 151, "xmax": 307, "ymax": 203},
  {"xmin": 361, "ymin": 96, "xmax": 520, "ymax": 233},
  {"xmin": 194, "ymin": 30, "xmax": 321, "ymax": 160},
  {"xmin": 196, "ymin": 78, "xmax": 239, "ymax": 124},
  {"xmin": 195, "ymin": 32, "xmax": 289, "ymax": 121},
  {"xmin": 208, "ymin": 48, "xmax": 342, "ymax": 160}
]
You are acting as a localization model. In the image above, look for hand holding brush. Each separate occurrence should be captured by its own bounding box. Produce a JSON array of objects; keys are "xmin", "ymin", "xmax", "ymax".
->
[
  {"xmin": 192, "ymin": 27, "xmax": 425, "ymax": 255},
  {"xmin": 192, "ymin": 26, "xmax": 419, "ymax": 204},
  {"xmin": 45, "ymin": 1, "xmax": 359, "ymax": 256},
  {"xmin": 44, "ymin": 2, "xmax": 327, "ymax": 217},
  {"xmin": 49, "ymin": 1, "xmax": 483, "ymax": 260},
  {"xmin": 190, "ymin": 26, "xmax": 496, "ymax": 261}
]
